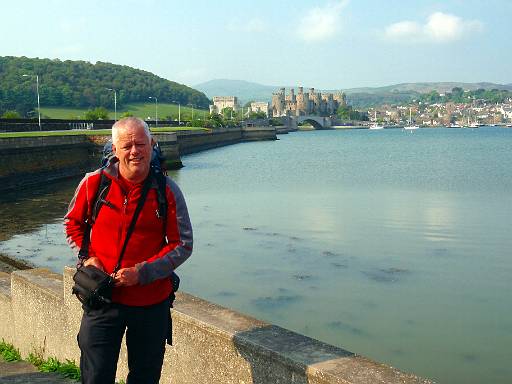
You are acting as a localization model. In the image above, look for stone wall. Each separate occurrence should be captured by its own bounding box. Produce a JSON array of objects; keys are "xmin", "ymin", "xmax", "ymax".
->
[
  {"xmin": 0, "ymin": 136, "xmax": 95, "ymax": 191},
  {"xmin": 0, "ymin": 268, "xmax": 431, "ymax": 384},
  {"xmin": 0, "ymin": 127, "xmax": 277, "ymax": 192},
  {"xmin": 0, "ymin": 128, "xmax": 276, "ymax": 192}
]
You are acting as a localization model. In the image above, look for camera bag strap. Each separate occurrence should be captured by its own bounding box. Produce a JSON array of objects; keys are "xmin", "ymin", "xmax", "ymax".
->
[{"xmin": 112, "ymin": 171, "xmax": 153, "ymax": 273}]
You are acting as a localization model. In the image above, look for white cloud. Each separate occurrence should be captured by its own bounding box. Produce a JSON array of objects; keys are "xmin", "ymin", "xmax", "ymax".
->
[
  {"xmin": 384, "ymin": 12, "xmax": 483, "ymax": 43},
  {"xmin": 297, "ymin": 0, "xmax": 349, "ymax": 42}
]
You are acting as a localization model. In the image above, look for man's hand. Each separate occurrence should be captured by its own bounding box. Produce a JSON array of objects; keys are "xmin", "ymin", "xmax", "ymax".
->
[
  {"xmin": 114, "ymin": 267, "xmax": 139, "ymax": 287},
  {"xmin": 83, "ymin": 257, "xmax": 104, "ymax": 271}
]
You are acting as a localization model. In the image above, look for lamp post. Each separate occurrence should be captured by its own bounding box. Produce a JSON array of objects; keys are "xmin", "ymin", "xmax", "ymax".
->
[
  {"xmin": 189, "ymin": 104, "xmax": 194, "ymax": 121},
  {"xmin": 171, "ymin": 100, "xmax": 181, "ymax": 126},
  {"xmin": 107, "ymin": 88, "xmax": 117, "ymax": 121},
  {"xmin": 149, "ymin": 96, "xmax": 158, "ymax": 127},
  {"xmin": 22, "ymin": 74, "xmax": 41, "ymax": 130}
]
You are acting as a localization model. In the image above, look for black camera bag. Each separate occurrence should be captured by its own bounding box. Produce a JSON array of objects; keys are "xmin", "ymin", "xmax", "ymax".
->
[{"xmin": 72, "ymin": 265, "xmax": 113, "ymax": 310}]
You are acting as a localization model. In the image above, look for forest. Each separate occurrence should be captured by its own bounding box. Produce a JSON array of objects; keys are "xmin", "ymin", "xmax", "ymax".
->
[{"xmin": 0, "ymin": 56, "xmax": 210, "ymax": 117}]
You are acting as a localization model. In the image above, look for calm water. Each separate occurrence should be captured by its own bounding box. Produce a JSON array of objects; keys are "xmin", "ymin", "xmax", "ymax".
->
[{"xmin": 1, "ymin": 127, "xmax": 511, "ymax": 383}]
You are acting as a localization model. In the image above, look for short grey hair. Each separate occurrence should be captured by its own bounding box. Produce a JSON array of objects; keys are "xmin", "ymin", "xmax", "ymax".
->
[{"xmin": 112, "ymin": 117, "xmax": 151, "ymax": 144}]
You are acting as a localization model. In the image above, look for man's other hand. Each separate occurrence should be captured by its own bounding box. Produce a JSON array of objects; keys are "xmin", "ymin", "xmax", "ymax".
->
[
  {"xmin": 114, "ymin": 267, "xmax": 139, "ymax": 287},
  {"xmin": 83, "ymin": 257, "xmax": 104, "ymax": 271}
]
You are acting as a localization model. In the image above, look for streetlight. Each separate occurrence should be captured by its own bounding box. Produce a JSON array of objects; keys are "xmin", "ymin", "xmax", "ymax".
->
[
  {"xmin": 149, "ymin": 96, "xmax": 158, "ymax": 127},
  {"xmin": 171, "ymin": 100, "xmax": 181, "ymax": 126},
  {"xmin": 106, "ymin": 88, "xmax": 117, "ymax": 121},
  {"xmin": 188, "ymin": 104, "xmax": 194, "ymax": 121},
  {"xmin": 22, "ymin": 74, "xmax": 41, "ymax": 130}
]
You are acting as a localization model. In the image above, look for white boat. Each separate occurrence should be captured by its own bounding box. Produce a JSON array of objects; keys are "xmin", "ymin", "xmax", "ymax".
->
[
  {"xmin": 369, "ymin": 111, "xmax": 384, "ymax": 129},
  {"xmin": 404, "ymin": 107, "xmax": 419, "ymax": 130}
]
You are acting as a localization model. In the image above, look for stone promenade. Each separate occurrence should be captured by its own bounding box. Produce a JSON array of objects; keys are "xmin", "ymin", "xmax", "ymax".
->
[{"xmin": 0, "ymin": 358, "xmax": 75, "ymax": 383}]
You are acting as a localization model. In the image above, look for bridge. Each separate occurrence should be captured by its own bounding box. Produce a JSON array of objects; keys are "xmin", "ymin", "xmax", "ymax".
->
[
  {"xmin": 271, "ymin": 115, "xmax": 334, "ymax": 130},
  {"xmin": 294, "ymin": 115, "xmax": 333, "ymax": 129}
]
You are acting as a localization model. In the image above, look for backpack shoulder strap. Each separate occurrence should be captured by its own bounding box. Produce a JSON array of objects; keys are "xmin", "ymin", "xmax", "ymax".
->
[
  {"xmin": 154, "ymin": 171, "xmax": 169, "ymax": 243},
  {"xmin": 78, "ymin": 169, "xmax": 112, "ymax": 263},
  {"xmin": 91, "ymin": 170, "xmax": 112, "ymax": 223}
]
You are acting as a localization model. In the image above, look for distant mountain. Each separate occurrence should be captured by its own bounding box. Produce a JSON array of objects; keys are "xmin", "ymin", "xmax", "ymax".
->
[
  {"xmin": 195, "ymin": 79, "xmax": 512, "ymax": 108},
  {"xmin": 0, "ymin": 56, "xmax": 210, "ymax": 116},
  {"xmin": 194, "ymin": 79, "xmax": 278, "ymax": 105}
]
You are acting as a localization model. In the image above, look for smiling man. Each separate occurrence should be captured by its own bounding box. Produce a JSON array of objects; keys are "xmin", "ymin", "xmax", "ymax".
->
[{"xmin": 64, "ymin": 117, "xmax": 193, "ymax": 384}]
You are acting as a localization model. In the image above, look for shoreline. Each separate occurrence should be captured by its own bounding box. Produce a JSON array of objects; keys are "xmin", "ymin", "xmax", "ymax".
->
[{"xmin": 0, "ymin": 252, "xmax": 34, "ymax": 273}]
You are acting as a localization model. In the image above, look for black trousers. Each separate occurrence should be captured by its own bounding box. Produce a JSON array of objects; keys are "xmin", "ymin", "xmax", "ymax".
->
[{"xmin": 78, "ymin": 298, "xmax": 170, "ymax": 384}]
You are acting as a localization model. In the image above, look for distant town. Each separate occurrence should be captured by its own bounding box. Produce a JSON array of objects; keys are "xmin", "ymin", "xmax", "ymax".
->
[{"xmin": 210, "ymin": 86, "xmax": 512, "ymax": 127}]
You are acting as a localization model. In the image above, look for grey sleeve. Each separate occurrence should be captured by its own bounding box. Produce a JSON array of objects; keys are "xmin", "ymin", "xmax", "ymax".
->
[{"xmin": 137, "ymin": 178, "xmax": 193, "ymax": 285}]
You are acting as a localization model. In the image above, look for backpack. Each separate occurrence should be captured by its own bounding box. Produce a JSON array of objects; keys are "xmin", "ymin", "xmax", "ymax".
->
[{"xmin": 90, "ymin": 139, "xmax": 180, "ymax": 302}]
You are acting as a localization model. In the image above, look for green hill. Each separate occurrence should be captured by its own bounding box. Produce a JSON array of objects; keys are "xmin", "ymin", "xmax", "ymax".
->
[{"xmin": 0, "ymin": 56, "xmax": 210, "ymax": 116}]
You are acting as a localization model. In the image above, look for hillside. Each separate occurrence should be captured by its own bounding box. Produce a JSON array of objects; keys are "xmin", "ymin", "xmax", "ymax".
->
[
  {"xmin": 195, "ymin": 79, "xmax": 512, "ymax": 108},
  {"xmin": 40, "ymin": 103, "xmax": 204, "ymax": 120},
  {"xmin": 195, "ymin": 79, "xmax": 278, "ymax": 105},
  {"xmin": 0, "ymin": 56, "xmax": 210, "ymax": 116}
]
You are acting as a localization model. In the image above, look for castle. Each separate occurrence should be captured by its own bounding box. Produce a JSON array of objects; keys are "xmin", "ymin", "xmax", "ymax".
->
[{"xmin": 271, "ymin": 87, "xmax": 346, "ymax": 117}]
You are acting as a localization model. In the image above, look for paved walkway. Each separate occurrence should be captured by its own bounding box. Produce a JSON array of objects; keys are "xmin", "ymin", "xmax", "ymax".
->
[{"xmin": 0, "ymin": 358, "xmax": 76, "ymax": 383}]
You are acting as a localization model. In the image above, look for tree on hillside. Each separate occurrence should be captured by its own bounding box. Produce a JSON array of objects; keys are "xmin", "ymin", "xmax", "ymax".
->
[
  {"xmin": 85, "ymin": 107, "xmax": 109, "ymax": 120},
  {"xmin": 1, "ymin": 110, "xmax": 21, "ymax": 118},
  {"xmin": 337, "ymin": 105, "xmax": 351, "ymax": 120},
  {"xmin": 248, "ymin": 111, "xmax": 266, "ymax": 119},
  {"xmin": 221, "ymin": 107, "xmax": 234, "ymax": 119}
]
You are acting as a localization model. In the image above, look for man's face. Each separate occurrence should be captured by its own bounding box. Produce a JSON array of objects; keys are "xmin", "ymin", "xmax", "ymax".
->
[{"xmin": 112, "ymin": 123, "xmax": 152, "ymax": 183}]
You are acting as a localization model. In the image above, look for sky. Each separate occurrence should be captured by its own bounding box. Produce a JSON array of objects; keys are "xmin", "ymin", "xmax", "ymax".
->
[{"xmin": 1, "ymin": 0, "xmax": 511, "ymax": 89}]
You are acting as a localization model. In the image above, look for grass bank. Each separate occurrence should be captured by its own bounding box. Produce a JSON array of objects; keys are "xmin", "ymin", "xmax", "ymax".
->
[
  {"xmin": 40, "ymin": 102, "xmax": 208, "ymax": 121},
  {"xmin": 0, "ymin": 126, "xmax": 208, "ymax": 138}
]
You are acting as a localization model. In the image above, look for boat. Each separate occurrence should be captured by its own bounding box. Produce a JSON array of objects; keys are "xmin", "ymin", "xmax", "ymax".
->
[
  {"xmin": 369, "ymin": 111, "xmax": 384, "ymax": 130},
  {"xmin": 404, "ymin": 108, "xmax": 419, "ymax": 130}
]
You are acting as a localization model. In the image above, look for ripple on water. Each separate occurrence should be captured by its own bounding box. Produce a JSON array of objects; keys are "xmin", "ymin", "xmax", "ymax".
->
[
  {"xmin": 327, "ymin": 320, "xmax": 369, "ymax": 337},
  {"xmin": 429, "ymin": 247, "xmax": 451, "ymax": 257},
  {"xmin": 252, "ymin": 294, "xmax": 302, "ymax": 311},
  {"xmin": 460, "ymin": 353, "xmax": 480, "ymax": 363},
  {"xmin": 292, "ymin": 274, "xmax": 314, "ymax": 281},
  {"xmin": 330, "ymin": 262, "xmax": 348, "ymax": 269},
  {"xmin": 362, "ymin": 267, "xmax": 411, "ymax": 283}
]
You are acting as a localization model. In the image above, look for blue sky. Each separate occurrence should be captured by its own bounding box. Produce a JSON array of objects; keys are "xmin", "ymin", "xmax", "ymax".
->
[{"xmin": 1, "ymin": 0, "xmax": 510, "ymax": 89}]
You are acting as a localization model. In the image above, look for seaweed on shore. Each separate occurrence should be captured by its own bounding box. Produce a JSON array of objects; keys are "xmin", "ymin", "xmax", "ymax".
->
[{"xmin": 0, "ymin": 252, "xmax": 34, "ymax": 273}]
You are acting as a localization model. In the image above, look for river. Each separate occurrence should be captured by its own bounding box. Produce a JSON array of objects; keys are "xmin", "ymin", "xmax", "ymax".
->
[{"xmin": 1, "ymin": 127, "xmax": 511, "ymax": 383}]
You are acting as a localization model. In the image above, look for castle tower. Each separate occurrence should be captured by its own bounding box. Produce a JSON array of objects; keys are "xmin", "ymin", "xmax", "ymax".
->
[
  {"xmin": 271, "ymin": 88, "xmax": 286, "ymax": 117},
  {"xmin": 334, "ymin": 91, "xmax": 347, "ymax": 107},
  {"xmin": 296, "ymin": 87, "xmax": 308, "ymax": 116}
]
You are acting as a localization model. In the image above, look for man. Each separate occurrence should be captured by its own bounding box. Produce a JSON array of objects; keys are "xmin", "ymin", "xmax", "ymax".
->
[{"xmin": 64, "ymin": 117, "xmax": 193, "ymax": 384}]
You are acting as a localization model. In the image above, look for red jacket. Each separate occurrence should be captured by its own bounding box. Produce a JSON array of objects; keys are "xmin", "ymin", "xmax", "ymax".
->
[{"xmin": 64, "ymin": 162, "xmax": 193, "ymax": 306}]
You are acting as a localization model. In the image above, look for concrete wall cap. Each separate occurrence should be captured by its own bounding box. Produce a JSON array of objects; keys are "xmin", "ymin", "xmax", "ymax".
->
[
  {"xmin": 11, "ymin": 268, "xmax": 63, "ymax": 298},
  {"xmin": 0, "ymin": 272, "xmax": 11, "ymax": 297}
]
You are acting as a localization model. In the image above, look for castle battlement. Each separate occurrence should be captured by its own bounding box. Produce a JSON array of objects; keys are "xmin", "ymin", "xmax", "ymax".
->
[{"xmin": 271, "ymin": 87, "xmax": 346, "ymax": 117}]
